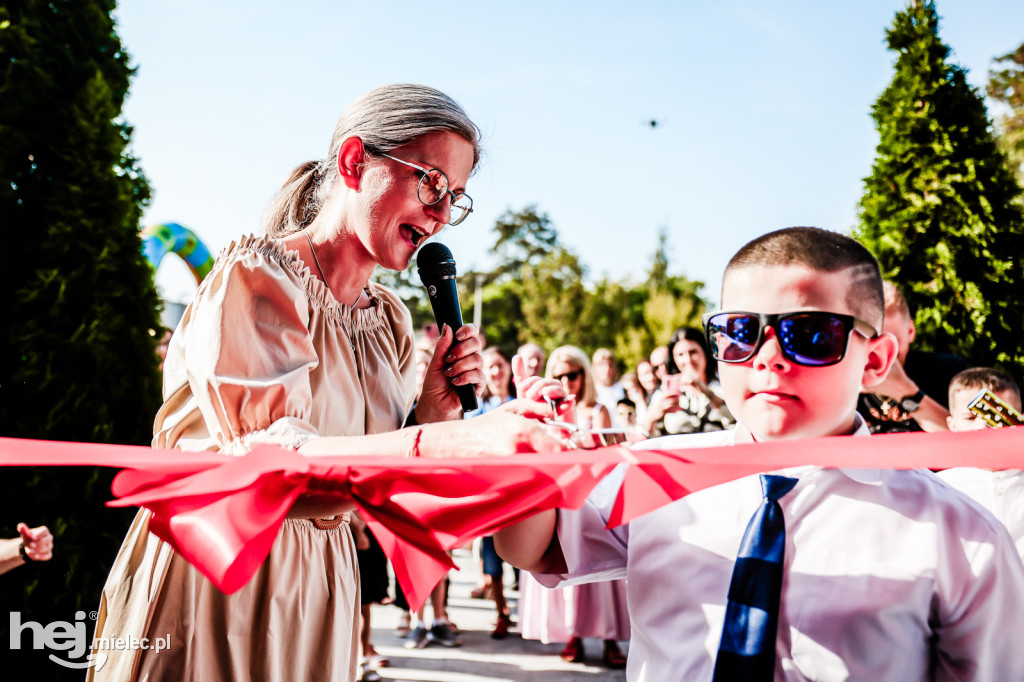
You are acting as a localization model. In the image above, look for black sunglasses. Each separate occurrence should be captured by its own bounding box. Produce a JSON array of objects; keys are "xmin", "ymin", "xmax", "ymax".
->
[
  {"xmin": 554, "ymin": 370, "xmax": 582, "ymax": 382},
  {"xmin": 703, "ymin": 310, "xmax": 878, "ymax": 367}
]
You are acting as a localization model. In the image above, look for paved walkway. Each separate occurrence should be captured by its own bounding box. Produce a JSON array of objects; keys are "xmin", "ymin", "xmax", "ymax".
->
[{"xmin": 366, "ymin": 548, "xmax": 628, "ymax": 682}]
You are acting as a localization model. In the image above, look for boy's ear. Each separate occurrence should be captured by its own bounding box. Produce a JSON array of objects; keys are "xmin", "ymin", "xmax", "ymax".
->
[
  {"xmin": 336, "ymin": 136, "xmax": 365, "ymax": 190},
  {"xmin": 861, "ymin": 331, "xmax": 899, "ymax": 388}
]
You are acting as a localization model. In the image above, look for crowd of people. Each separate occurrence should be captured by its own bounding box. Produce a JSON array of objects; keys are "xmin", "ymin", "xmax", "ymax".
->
[
  {"xmin": 14, "ymin": 82, "xmax": 1012, "ymax": 681},
  {"xmin": 349, "ymin": 267, "xmax": 1024, "ymax": 680}
]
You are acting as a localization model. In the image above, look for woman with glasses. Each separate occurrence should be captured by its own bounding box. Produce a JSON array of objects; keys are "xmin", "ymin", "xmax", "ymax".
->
[
  {"xmin": 89, "ymin": 84, "xmax": 565, "ymax": 682},
  {"xmin": 515, "ymin": 346, "xmax": 630, "ymax": 668},
  {"xmin": 641, "ymin": 327, "xmax": 735, "ymax": 437}
]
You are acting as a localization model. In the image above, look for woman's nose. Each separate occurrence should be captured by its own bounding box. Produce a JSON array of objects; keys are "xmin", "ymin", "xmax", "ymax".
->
[{"xmin": 424, "ymin": 196, "xmax": 452, "ymax": 227}]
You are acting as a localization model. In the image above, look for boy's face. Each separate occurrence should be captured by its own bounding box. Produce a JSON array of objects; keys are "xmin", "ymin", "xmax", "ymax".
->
[
  {"xmin": 717, "ymin": 264, "xmax": 896, "ymax": 442},
  {"xmin": 616, "ymin": 403, "xmax": 637, "ymax": 425},
  {"xmin": 947, "ymin": 387, "xmax": 1022, "ymax": 431}
]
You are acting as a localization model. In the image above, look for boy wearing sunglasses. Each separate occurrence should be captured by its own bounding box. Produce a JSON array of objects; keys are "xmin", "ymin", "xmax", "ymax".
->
[{"xmin": 496, "ymin": 227, "xmax": 1024, "ymax": 680}]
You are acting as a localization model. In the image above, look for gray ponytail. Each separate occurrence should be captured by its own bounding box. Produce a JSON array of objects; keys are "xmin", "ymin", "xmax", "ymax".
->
[{"xmin": 261, "ymin": 84, "xmax": 481, "ymax": 237}]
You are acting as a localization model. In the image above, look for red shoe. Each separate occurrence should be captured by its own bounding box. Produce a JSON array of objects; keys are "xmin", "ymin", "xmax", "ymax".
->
[
  {"xmin": 491, "ymin": 614, "xmax": 512, "ymax": 640},
  {"xmin": 602, "ymin": 641, "xmax": 626, "ymax": 669},
  {"xmin": 560, "ymin": 637, "xmax": 584, "ymax": 663}
]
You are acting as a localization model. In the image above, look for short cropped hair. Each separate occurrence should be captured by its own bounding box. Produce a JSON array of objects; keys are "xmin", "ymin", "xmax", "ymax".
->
[
  {"xmin": 724, "ymin": 227, "xmax": 885, "ymax": 328},
  {"xmin": 948, "ymin": 367, "xmax": 1022, "ymax": 409},
  {"xmin": 883, "ymin": 280, "xmax": 910, "ymax": 319}
]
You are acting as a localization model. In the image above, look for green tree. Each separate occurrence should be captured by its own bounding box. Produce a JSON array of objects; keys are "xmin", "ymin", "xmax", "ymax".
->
[
  {"xmin": 463, "ymin": 205, "xmax": 563, "ymax": 352},
  {"xmin": 518, "ymin": 247, "xmax": 588, "ymax": 350},
  {"xmin": 0, "ymin": 1, "xmax": 160, "ymax": 674},
  {"xmin": 490, "ymin": 205, "xmax": 560, "ymax": 282},
  {"xmin": 855, "ymin": 1, "xmax": 1024, "ymax": 373},
  {"xmin": 988, "ymin": 42, "xmax": 1024, "ymax": 187}
]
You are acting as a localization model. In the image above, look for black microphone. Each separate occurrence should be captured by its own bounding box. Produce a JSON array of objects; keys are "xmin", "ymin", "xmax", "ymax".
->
[{"xmin": 416, "ymin": 242, "xmax": 478, "ymax": 412}]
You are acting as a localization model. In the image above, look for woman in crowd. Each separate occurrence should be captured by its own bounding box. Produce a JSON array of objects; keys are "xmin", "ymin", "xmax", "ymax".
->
[
  {"xmin": 641, "ymin": 327, "xmax": 734, "ymax": 436},
  {"xmin": 517, "ymin": 346, "xmax": 629, "ymax": 669},
  {"xmin": 469, "ymin": 347, "xmax": 517, "ymax": 638},
  {"xmin": 90, "ymin": 84, "xmax": 563, "ymax": 682},
  {"xmin": 634, "ymin": 359, "xmax": 659, "ymax": 404}
]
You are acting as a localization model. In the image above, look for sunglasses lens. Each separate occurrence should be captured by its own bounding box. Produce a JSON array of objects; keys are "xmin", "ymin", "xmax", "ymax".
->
[
  {"xmin": 707, "ymin": 313, "xmax": 761, "ymax": 363},
  {"xmin": 417, "ymin": 170, "xmax": 449, "ymax": 205},
  {"xmin": 778, "ymin": 314, "xmax": 848, "ymax": 366}
]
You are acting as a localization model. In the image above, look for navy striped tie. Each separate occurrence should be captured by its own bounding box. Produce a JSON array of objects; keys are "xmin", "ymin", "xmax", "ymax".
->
[{"xmin": 713, "ymin": 474, "xmax": 798, "ymax": 681}]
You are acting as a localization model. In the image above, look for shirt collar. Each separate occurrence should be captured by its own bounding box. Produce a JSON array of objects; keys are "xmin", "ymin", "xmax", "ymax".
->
[
  {"xmin": 730, "ymin": 412, "xmax": 871, "ymax": 444},
  {"xmin": 730, "ymin": 413, "xmax": 884, "ymax": 483}
]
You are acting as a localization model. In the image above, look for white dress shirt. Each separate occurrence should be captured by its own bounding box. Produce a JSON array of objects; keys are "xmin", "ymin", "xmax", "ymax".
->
[
  {"xmin": 937, "ymin": 467, "xmax": 1024, "ymax": 560},
  {"xmin": 539, "ymin": 420, "xmax": 1024, "ymax": 681}
]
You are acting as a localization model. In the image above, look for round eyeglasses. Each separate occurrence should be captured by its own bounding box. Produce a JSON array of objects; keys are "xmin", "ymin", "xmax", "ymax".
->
[{"xmin": 377, "ymin": 153, "xmax": 474, "ymax": 226}]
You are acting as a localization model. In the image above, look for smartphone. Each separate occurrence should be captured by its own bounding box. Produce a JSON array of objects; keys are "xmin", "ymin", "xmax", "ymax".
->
[
  {"xmin": 663, "ymin": 374, "xmax": 682, "ymax": 395},
  {"xmin": 967, "ymin": 388, "xmax": 1024, "ymax": 428}
]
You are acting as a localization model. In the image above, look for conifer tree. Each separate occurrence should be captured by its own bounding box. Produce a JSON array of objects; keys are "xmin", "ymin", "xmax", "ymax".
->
[
  {"xmin": 987, "ymin": 43, "xmax": 1024, "ymax": 187},
  {"xmin": 856, "ymin": 1, "xmax": 1024, "ymax": 373},
  {"xmin": 0, "ymin": 1, "xmax": 160, "ymax": 674}
]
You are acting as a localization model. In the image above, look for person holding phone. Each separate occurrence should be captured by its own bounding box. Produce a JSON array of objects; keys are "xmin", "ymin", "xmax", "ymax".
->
[
  {"xmin": 514, "ymin": 346, "xmax": 629, "ymax": 668},
  {"xmin": 641, "ymin": 327, "xmax": 734, "ymax": 436}
]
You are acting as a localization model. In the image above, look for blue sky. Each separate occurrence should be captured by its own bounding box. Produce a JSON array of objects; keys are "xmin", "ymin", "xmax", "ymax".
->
[{"xmin": 114, "ymin": 1, "xmax": 1024, "ymax": 308}]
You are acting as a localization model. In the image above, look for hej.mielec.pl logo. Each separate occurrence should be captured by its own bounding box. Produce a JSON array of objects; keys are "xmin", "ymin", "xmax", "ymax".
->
[{"xmin": 9, "ymin": 610, "xmax": 171, "ymax": 670}]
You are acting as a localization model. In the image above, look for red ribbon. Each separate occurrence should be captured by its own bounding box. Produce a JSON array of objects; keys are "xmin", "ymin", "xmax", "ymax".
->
[{"xmin": 3, "ymin": 428, "xmax": 1023, "ymax": 608}]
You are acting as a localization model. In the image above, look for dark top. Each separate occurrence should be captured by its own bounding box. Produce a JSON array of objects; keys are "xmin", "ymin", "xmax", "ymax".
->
[{"xmin": 857, "ymin": 349, "xmax": 970, "ymax": 433}]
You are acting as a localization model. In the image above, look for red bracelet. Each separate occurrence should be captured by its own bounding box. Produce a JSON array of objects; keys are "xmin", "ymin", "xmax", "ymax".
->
[{"xmin": 406, "ymin": 427, "xmax": 424, "ymax": 458}]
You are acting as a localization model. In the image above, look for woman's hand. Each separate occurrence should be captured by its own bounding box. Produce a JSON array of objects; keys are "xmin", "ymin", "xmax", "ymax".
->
[
  {"xmin": 511, "ymin": 354, "xmax": 577, "ymax": 423},
  {"xmin": 415, "ymin": 323, "xmax": 484, "ymax": 423},
  {"xmin": 421, "ymin": 410, "xmax": 573, "ymax": 458},
  {"xmin": 641, "ymin": 389, "xmax": 682, "ymax": 433}
]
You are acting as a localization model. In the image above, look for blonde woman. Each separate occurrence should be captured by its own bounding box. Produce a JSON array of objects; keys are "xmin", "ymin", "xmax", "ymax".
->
[
  {"xmin": 516, "ymin": 346, "xmax": 629, "ymax": 668},
  {"xmin": 548, "ymin": 346, "xmax": 612, "ymax": 430}
]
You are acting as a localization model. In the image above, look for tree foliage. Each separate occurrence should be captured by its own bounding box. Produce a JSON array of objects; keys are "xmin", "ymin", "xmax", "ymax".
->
[
  {"xmin": 855, "ymin": 1, "xmax": 1024, "ymax": 374},
  {"xmin": 394, "ymin": 206, "xmax": 710, "ymax": 371},
  {"xmin": 988, "ymin": 42, "xmax": 1024, "ymax": 187},
  {"xmin": 0, "ymin": 1, "xmax": 160, "ymax": 674}
]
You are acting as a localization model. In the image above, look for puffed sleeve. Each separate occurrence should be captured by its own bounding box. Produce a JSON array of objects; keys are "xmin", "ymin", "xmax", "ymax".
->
[{"xmin": 162, "ymin": 238, "xmax": 321, "ymax": 454}]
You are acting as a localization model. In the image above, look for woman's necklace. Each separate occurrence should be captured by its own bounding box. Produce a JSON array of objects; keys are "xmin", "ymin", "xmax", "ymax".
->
[
  {"xmin": 303, "ymin": 230, "xmax": 328, "ymax": 283},
  {"xmin": 303, "ymin": 230, "xmax": 368, "ymax": 308}
]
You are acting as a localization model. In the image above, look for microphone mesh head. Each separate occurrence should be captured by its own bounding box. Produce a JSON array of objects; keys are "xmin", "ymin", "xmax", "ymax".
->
[{"xmin": 417, "ymin": 242, "xmax": 457, "ymax": 280}]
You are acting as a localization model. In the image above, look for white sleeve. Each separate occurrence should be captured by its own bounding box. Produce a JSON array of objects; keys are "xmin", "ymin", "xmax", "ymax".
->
[
  {"xmin": 932, "ymin": 515, "xmax": 1024, "ymax": 680},
  {"xmin": 534, "ymin": 464, "xmax": 630, "ymax": 587}
]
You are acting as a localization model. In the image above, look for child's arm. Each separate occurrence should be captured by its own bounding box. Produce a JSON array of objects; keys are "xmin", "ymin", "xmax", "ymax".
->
[{"xmin": 493, "ymin": 510, "xmax": 567, "ymax": 575}]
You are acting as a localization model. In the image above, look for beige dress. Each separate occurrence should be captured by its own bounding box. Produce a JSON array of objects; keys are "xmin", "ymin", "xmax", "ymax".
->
[{"xmin": 89, "ymin": 235, "xmax": 416, "ymax": 681}]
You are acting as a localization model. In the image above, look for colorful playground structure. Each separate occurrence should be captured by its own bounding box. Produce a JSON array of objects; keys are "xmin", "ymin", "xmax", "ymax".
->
[{"xmin": 140, "ymin": 223, "xmax": 214, "ymax": 284}]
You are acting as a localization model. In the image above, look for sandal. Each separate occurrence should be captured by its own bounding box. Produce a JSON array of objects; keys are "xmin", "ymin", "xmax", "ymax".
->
[
  {"xmin": 359, "ymin": 662, "xmax": 383, "ymax": 682},
  {"xmin": 367, "ymin": 654, "xmax": 390, "ymax": 668}
]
